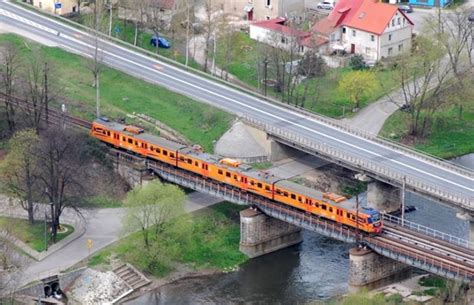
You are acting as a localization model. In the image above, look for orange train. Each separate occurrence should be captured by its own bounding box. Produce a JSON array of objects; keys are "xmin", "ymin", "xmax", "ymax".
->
[{"xmin": 91, "ymin": 118, "xmax": 383, "ymax": 233}]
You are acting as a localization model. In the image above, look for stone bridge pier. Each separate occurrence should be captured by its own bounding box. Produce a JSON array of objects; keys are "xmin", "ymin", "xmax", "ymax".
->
[
  {"xmin": 239, "ymin": 208, "xmax": 302, "ymax": 258},
  {"xmin": 348, "ymin": 247, "xmax": 412, "ymax": 291},
  {"xmin": 456, "ymin": 212, "xmax": 474, "ymax": 249},
  {"xmin": 357, "ymin": 174, "xmax": 401, "ymax": 213}
]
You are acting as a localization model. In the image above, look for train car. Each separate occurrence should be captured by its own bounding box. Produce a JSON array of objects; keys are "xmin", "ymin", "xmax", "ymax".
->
[{"xmin": 90, "ymin": 118, "xmax": 383, "ymax": 233}]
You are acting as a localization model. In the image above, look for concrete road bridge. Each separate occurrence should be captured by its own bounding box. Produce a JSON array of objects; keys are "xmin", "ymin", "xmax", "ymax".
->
[{"xmin": 0, "ymin": 1, "xmax": 472, "ymax": 215}]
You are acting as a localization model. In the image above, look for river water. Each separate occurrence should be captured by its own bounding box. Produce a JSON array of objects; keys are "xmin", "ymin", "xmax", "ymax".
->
[{"xmin": 126, "ymin": 154, "xmax": 473, "ymax": 305}]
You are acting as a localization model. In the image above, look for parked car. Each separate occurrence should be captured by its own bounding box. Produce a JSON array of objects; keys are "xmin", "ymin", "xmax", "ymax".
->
[
  {"xmin": 469, "ymin": 11, "xmax": 474, "ymax": 22},
  {"xmin": 317, "ymin": 1, "xmax": 334, "ymax": 10},
  {"xmin": 150, "ymin": 36, "xmax": 171, "ymax": 49},
  {"xmin": 399, "ymin": 4, "xmax": 413, "ymax": 13}
]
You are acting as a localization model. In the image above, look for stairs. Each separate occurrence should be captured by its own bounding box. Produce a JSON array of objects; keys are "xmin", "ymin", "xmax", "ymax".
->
[{"xmin": 112, "ymin": 263, "xmax": 151, "ymax": 290}]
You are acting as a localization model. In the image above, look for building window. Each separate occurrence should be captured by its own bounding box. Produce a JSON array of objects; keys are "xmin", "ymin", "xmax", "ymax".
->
[
  {"xmin": 392, "ymin": 19, "xmax": 395, "ymax": 27},
  {"xmin": 398, "ymin": 44, "xmax": 403, "ymax": 52},
  {"xmin": 397, "ymin": 17, "xmax": 401, "ymax": 25},
  {"xmin": 370, "ymin": 35, "xmax": 374, "ymax": 42},
  {"xmin": 342, "ymin": 27, "xmax": 346, "ymax": 34},
  {"xmin": 266, "ymin": 16, "xmax": 271, "ymax": 20},
  {"xmin": 352, "ymin": 30, "xmax": 356, "ymax": 37},
  {"xmin": 365, "ymin": 47, "xmax": 370, "ymax": 54},
  {"xmin": 388, "ymin": 34, "xmax": 392, "ymax": 41},
  {"xmin": 265, "ymin": 0, "xmax": 271, "ymax": 7},
  {"xmin": 388, "ymin": 47, "xmax": 393, "ymax": 55},
  {"xmin": 281, "ymin": 36, "xmax": 286, "ymax": 44},
  {"xmin": 403, "ymin": 18, "xmax": 406, "ymax": 26},
  {"xmin": 330, "ymin": 33, "xmax": 335, "ymax": 41}
]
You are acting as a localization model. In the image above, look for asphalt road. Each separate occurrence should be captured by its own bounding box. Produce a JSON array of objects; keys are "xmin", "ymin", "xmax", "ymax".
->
[{"xmin": 0, "ymin": 1, "xmax": 472, "ymax": 210}]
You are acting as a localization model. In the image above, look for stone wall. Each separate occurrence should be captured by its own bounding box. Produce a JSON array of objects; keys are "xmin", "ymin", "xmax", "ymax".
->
[
  {"xmin": 349, "ymin": 247, "xmax": 411, "ymax": 288},
  {"xmin": 240, "ymin": 208, "xmax": 302, "ymax": 258},
  {"xmin": 367, "ymin": 181, "xmax": 401, "ymax": 213}
]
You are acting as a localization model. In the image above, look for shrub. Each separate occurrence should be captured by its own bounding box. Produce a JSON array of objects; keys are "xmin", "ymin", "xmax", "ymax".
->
[{"xmin": 349, "ymin": 54, "xmax": 367, "ymax": 70}]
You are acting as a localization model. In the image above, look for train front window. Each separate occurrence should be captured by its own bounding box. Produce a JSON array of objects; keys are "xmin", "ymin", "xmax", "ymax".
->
[{"xmin": 369, "ymin": 213, "xmax": 381, "ymax": 223}]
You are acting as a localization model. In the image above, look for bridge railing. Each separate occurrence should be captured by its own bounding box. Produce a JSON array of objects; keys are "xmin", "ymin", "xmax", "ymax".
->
[
  {"xmin": 382, "ymin": 214, "xmax": 473, "ymax": 249},
  {"xmin": 242, "ymin": 116, "xmax": 473, "ymax": 210}
]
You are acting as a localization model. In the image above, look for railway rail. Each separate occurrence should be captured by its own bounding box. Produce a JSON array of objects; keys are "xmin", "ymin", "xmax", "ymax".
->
[{"xmin": 2, "ymin": 94, "xmax": 472, "ymax": 281}]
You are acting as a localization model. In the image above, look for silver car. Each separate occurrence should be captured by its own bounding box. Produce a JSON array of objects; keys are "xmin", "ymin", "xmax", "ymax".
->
[{"xmin": 317, "ymin": 1, "xmax": 334, "ymax": 10}]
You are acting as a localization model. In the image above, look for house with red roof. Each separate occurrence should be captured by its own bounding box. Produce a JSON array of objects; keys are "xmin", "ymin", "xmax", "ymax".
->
[{"xmin": 313, "ymin": 0, "xmax": 414, "ymax": 61}]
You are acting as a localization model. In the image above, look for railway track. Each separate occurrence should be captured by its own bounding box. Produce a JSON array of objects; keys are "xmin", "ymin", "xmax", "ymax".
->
[{"xmin": 2, "ymin": 92, "xmax": 473, "ymax": 280}]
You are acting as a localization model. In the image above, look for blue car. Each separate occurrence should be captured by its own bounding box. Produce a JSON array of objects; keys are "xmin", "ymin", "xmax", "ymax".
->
[{"xmin": 150, "ymin": 36, "xmax": 171, "ymax": 49}]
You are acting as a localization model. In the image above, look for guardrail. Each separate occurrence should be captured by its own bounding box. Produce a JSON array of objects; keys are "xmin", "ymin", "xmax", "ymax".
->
[
  {"xmin": 242, "ymin": 116, "xmax": 473, "ymax": 210},
  {"xmin": 8, "ymin": 1, "xmax": 473, "ymax": 179},
  {"xmin": 382, "ymin": 213, "xmax": 473, "ymax": 249},
  {"xmin": 141, "ymin": 155, "xmax": 473, "ymax": 282}
]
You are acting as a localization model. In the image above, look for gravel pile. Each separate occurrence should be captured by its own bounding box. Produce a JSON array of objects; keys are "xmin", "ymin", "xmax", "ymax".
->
[{"xmin": 69, "ymin": 269, "xmax": 131, "ymax": 304}]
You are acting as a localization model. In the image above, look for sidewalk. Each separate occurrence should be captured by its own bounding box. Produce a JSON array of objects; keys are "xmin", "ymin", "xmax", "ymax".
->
[{"xmin": 0, "ymin": 192, "xmax": 222, "ymax": 287}]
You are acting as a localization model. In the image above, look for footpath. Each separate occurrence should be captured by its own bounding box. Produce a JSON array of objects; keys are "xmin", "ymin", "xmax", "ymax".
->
[{"xmin": 0, "ymin": 192, "xmax": 222, "ymax": 288}]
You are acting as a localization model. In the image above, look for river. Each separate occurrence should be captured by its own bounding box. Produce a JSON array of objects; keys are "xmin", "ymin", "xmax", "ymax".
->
[{"xmin": 126, "ymin": 154, "xmax": 473, "ymax": 305}]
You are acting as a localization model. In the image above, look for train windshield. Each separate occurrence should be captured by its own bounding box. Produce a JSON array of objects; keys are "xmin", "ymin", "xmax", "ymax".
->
[{"xmin": 370, "ymin": 213, "xmax": 381, "ymax": 223}]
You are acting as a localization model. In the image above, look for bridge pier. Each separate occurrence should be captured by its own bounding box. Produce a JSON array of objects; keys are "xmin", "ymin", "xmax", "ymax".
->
[
  {"xmin": 239, "ymin": 208, "xmax": 302, "ymax": 258},
  {"xmin": 456, "ymin": 212, "xmax": 474, "ymax": 249},
  {"xmin": 348, "ymin": 247, "xmax": 411, "ymax": 291},
  {"xmin": 366, "ymin": 180, "xmax": 401, "ymax": 213}
]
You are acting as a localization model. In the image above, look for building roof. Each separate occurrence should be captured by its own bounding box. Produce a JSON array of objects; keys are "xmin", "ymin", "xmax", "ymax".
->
[
  {"xmin": 313, "ymin": 0, "xmax": 413, "ymax": 36},
  {"xmin": 251, "ymin": 17, "xmax": 310, "ymax": 38}
]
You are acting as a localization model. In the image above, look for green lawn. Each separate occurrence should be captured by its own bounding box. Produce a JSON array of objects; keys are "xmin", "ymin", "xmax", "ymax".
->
[
  {"xmin": 0, "ymin": 34, "xmax": 233, "ymax": 152},
  {"xmin": 380, "ymin": 105, "xmax": 474, "ymax": 159},
  {"xmin": 0, "ymin": 216, "xmax": 74, "ymax": 252},
  {"xmin": 215, "ymin": 32, "xmax": 400, "ymax": 118},
  {"xmin": 88, "ymin": 202, "xmax": 248, "ymax": 277}
]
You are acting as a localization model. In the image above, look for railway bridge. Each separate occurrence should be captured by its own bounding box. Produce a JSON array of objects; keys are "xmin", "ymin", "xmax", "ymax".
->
[{"xmin": 4, "ymin": 94, "xmax": 474, "ymax": 288}]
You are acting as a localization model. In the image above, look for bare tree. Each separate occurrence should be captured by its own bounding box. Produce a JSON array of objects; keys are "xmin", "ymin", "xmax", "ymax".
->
[
  {"xmin": 0, "ymin": 129, "xmax": 40, "ymax": 224},
  {"xmin": 183, "ymin": 0, "xmax": 194, "ymax": 66},
  {"xmin": 202, "ymin": 0, "xmax": 219, "ymax": 72},
  {"xmin": 35, "ymin": 129, "xmax": 88, "ymax": 242},
  {"xmin": 0, "ymin": 42, "xmax": 21, "ymax": 133},
  {"xmin": 396, "ymin": 35, "xmax": 452, "ymax": 137},
  {"xmin": 146, "ymin": 0, "xmax": 167, "ymax": 54},
  {"xmin": 425, "ymin": 8, "xmax": 473, "ymax": 119},
  {"xmin": 23, "ymin": 54, "xmax": 52, "ymax": 133}
]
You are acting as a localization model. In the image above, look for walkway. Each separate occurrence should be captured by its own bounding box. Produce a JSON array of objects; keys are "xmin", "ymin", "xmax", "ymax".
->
[{"xmin": 0, "ymin": 192, "xmax": 222, "ymax": 287}]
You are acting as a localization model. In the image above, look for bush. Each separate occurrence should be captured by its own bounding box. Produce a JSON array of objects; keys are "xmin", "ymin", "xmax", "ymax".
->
[{"xmin": 349, "ymin": 54, "xmax": 367, "ymax": 70}]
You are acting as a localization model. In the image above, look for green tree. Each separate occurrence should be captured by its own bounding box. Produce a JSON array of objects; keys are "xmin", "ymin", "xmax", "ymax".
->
[
  {"xmin": 338, "ymin": 70, "xmax": 379, "ymax": 110},
  {"xmin": 124, "ymin": 180, "xmax": 186, "ymax": 250},
  {"xmin": 0, "ymin": 129, "xmax": 40, "ymax": 224}
]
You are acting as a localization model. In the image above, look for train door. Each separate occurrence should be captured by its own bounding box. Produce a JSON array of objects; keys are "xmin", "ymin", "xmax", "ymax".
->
[
  {"xmin": 201, "ymin": 163, "xmax": 210, "ymax": 176},
  {"xmin": 336, "ymin": 209, "xmax": 343, "ymax": 223},
  {"xmin": 240, "ymin": 176, "xmax": 248, "ymax": 190}
]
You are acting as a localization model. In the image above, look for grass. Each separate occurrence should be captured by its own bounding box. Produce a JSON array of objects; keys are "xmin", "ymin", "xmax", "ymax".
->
[
  {"xmin": 250, "ymin": 161, "xmax": 273, "ymax": 170},
  {"xmin": 88, "ymin": 201, "xmax": 248, "ymax": 277},
  {"xmin": 71, "ymin": 15, "xmax": 202, "ymax": 70},
  {"xmin": 215, "ymin": 32, "xmax": 401, "ymax": 118},
  {"xmin": 380, "ymin": 104, "xmax": 474, "ymax": 159},
  {"xmin": 0, "ymin": 34, "xmax": 233, "ymax": 152},
  {"xmin": 0, "ymin": 216, "xmax": 74, "ymax": 252}
]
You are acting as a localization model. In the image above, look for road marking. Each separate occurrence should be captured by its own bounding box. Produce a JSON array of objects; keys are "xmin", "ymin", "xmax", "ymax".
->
[
  {"xmin": 3, "ymin": 4, "xmax": 472, "ymax": 196},
  {"xmin": 153, "ymin": 64, "xmax": 163, "ymax": 70},
  {"xmin": 3, "ymin": 1, "xmax": 469, "ymax": 180}
]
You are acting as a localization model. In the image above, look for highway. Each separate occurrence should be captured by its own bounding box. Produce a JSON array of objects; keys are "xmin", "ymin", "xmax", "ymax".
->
[{"xmin": 0, "ymin": 1, "xmax": 472, "ymax": 210}]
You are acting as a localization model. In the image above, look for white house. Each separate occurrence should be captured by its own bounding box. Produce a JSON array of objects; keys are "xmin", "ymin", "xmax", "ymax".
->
[{"xmin": 313, "ymin": 0, "xmax": 414, "ymax": 61}]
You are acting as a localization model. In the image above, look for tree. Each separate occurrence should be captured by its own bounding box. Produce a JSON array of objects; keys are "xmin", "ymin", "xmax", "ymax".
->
[
  {"xmin": 0, "ymin": 42, "xmax": 21, "ymax": 133},
  {"xmin": 146, "ymin": 0, "xmax": 167, "ymax": 54},
  {"xmin": 202, "ymin": 0, "xmax": 219, "ymax": 72},
  {"xmin": 23, "ymin": 54, "xmax": 52, "ymax": 133},
  {"xmin": 338, "ymin": 70, "xmax": 379, "ymax": 110},
  {"xmin": 349, "ymin": 54, "xmax": 367, "ymax": 70},
  {"xmin": 395, "ymin": 35, "xmax": 451, "ymax": 137},
  {"xmin": 35, "ymin": 129, "xmax": 88, "ymax": 242},
  {"xmin": 0, "ymin": 129, "xmax": 40, "ymax": 224},
  {"xmin": 124, "ymin": 180, "xmax": 186, "ymax": 250}
]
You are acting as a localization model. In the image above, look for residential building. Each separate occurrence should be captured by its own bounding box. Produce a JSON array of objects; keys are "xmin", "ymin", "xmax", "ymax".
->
[
  {"xmin": 249, "ymin": 17, "xmax": 328, "ymax": 54},
  {"xmin": 313, "ymin": 0, "xmax": 414, "ymax": 61},
  {"xmin": 222, "ymin": 0, "xmax": 306, "ymax": 21},
  {"xmin": 27, "ymin": 0, "xmax": 80, "ymax": 15}
]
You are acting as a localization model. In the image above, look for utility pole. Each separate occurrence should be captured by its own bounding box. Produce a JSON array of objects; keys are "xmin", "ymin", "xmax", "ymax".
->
[
  {"xmin": 356, "ymin": 194, "xmax": 360, "ymax": 244},
  {"xmin": 211, "ymin": 35, "xmax": 217, "ymax": 76},
  {"xmin": 44, "ymin": 209, "xmax": 48, "ymax": 251},
  {"xmin": 263, "ymin": 57, "xmax": 268, "ymax": 96},
  {"xmin": 401, "ymin": 175, "xmax": 406, "ymax": 226},
  {"xmin": 108, "ymin": 0, "xmax": 113, "ymax": 36}
]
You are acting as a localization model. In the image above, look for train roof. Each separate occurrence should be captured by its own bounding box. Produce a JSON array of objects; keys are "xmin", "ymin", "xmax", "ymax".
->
[{"xmin": 94, "ymin": 119, "xmax": 185, "ymax": 151}]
